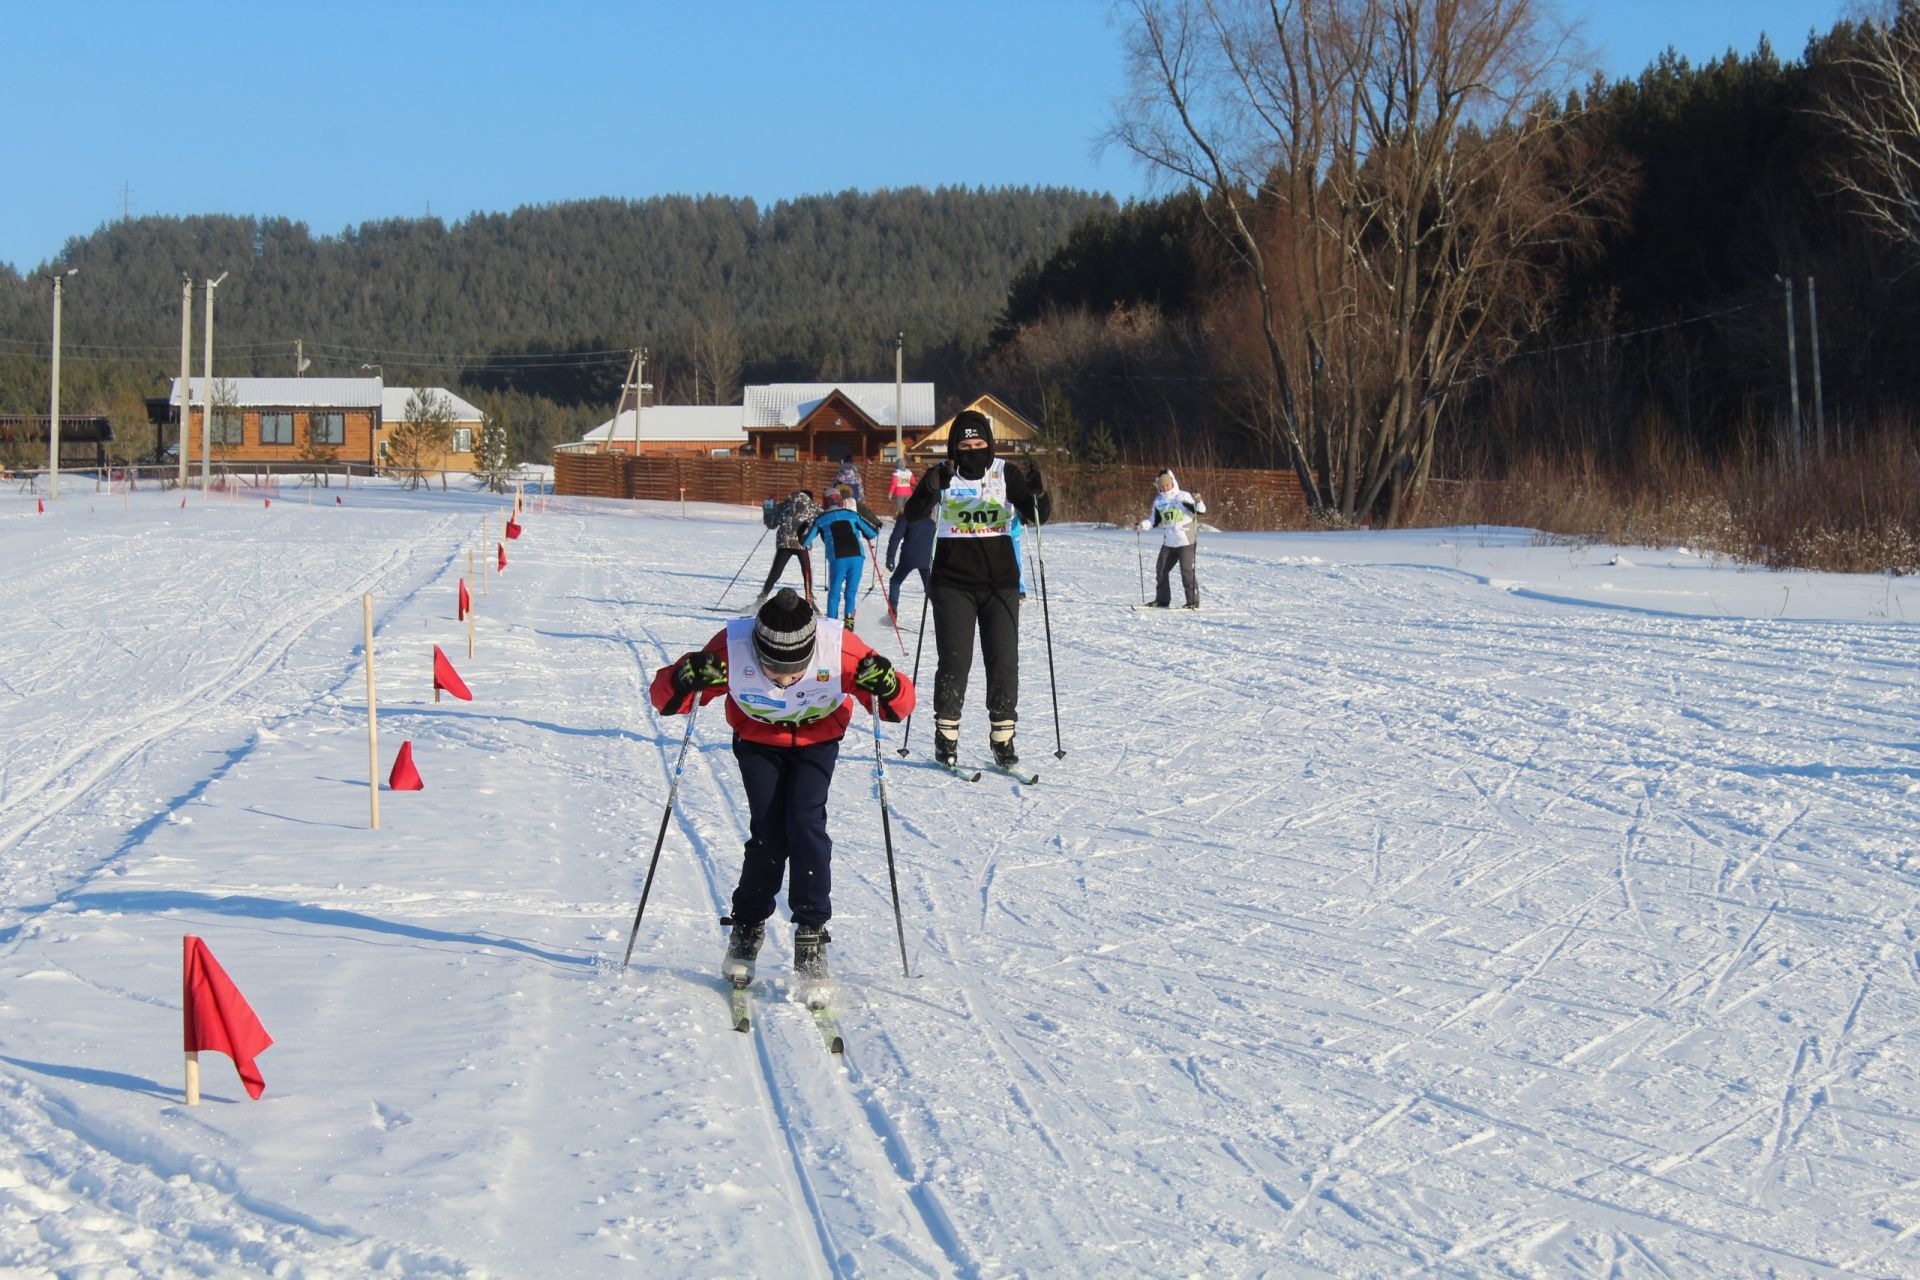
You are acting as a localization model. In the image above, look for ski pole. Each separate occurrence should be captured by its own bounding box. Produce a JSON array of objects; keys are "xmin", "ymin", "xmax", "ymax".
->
[
  {"xmin": 1028, "ymin": 516, "xmax": 1066, "ymax": 760},
  {"xmin": 713, "ymin": 527, "xmax": 770, "ymax": 610},
  {"xmin": 897, "ymin": 592, "xmax": 930, "ymax": 757},
  {"xmin": 621, "ymin": 701, "xmax": 700, "ymax": 969},
  {"xmin": 870, "ymin": 702, "xmax": 912, "ymax": 979},
  {"xmin": 866, "ymin": 537, "xmax": 907, "ymax": 655}
]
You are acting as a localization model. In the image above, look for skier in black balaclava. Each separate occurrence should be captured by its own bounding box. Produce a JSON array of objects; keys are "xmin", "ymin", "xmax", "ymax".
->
[{"xmin": 900, "ymin": 409, "xmax": 1050, "ymax": 771}]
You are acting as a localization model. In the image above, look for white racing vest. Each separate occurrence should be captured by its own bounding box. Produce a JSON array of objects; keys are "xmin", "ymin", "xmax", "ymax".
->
[
  {"xmin": 724, "ymin": 617, "xmax": 848, "ymax": 726},
  {"xmin": 936, "ymin": 458, "xmax": 1013, "ymax": 540},
  {"xmin": 1151, "ymin": 488, "xmax": 1201, "ymax": 548}
]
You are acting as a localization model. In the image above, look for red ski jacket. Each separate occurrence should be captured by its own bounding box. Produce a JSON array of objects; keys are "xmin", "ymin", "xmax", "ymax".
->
[{"xmin": 649, "ymin": 626, "xmax": 915, "ymax": 748}]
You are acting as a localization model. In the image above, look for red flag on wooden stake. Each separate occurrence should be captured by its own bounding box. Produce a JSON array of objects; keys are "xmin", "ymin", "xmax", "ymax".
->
[
  {"xmin": 388, "ymin": 740, "xmax": 424, "ymax": 790},
  {"xmin": 458, "ymin": 578, "xmax": 471, "ymax": 620},
  {"xmin": 183, "ymin": 935, "xmax": 273, "ymax": 1100},
  {"xmin": 497, "ymin": 542, "xmax": 507, "ymax": 572},
  {"xmin": 36, "ymin": 499, "xmax": 44, "ymax": 514},
  {"xmin": 264, "ymin": 498, "xmax": 271, "ymax": 508},
  {"xmin": 505, "ymin": 518, "xmax": 521, "ymax": 540},
  {"xmin": 432, "ymin": 645, "xmax": 472, "ymax": 701},
  {"xmin": 335, "ymin": 495, "xmax": 342, "ymax": 505}
]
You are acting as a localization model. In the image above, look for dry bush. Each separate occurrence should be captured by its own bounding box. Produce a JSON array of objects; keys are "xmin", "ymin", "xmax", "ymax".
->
[{"xmin": 1427, "ymin": 414, "xmax": 1920, "ymax": 573}]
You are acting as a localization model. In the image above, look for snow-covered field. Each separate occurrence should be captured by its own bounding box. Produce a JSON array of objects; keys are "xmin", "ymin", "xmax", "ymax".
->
[{"xmin": 1, "ymin": 480, "xmax": 1915, "ymax": 1278}]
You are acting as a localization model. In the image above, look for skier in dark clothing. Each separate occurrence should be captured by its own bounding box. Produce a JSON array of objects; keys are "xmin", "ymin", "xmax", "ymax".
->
[
  {"xmin": 885, "ymin": 506, "xmax": 934, "ymax": 613},
  {"xmin": 900, "ymin": 409, "xmax": 1050, "ymax": 770},
  {"xmin": 650, "ymin": 588, "xmax": 916, "ymax": 1004},
  {"xmin": 759, "ymin": 490, "xmax": 819, "ymax": 605}
]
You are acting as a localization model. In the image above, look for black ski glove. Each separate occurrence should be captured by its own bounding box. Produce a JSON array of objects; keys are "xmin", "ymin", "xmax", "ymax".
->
[
  {"xmin": 1025, "ymin": 464, "xmax": 1045, "ymax": 496},
  {"xmin": 853, "ymin": 653, "xmax": 900, "ymax": 703},
  {"xmin": 671, "ymin": 651, "xmax": 727, "ymax": 697}
]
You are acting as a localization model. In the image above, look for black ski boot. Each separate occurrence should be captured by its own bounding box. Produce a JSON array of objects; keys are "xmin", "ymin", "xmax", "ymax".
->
[
  {"xmin": 934, "ymin": 717, "xmax": 961, "ymax": 768},
  {"xmin": 721, "ymin": 917, "xmax": 764, "ymax": 989},
  {"xmin": 793, "ymin": 924, "xmax": 833, "ymax": 1009},
  {"xmin": 990, "ymin": 720, "xmax": 1019, "ymax": 768}
]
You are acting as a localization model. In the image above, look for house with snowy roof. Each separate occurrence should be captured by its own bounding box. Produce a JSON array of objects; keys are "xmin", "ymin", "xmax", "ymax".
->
[
  {"xmin": 577, "ymin": 405, "xmax": 747, "ymax": 457},
  {"xmin": 157, "ymin": 377, "xmax": 490, "ymax": 473},
  {"xmin": 908, "ymin": 393, "xmax": 1043, "ymax": 461},
  {"xmin": 740, "ymin": 382, "xmax": 936, "ymax": 463}
]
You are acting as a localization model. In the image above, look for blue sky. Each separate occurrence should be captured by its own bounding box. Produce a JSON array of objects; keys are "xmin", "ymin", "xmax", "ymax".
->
[{"xmin": 0, "ymin": 0, "xmax": 1850, "ymax": 273}]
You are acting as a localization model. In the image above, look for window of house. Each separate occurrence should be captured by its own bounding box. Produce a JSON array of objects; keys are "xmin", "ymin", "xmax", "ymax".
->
[
  {"xmin": 881, "ymin": 444, "xmax": 899, "ymax": 461},
  {"xmin": 311, "ymin": 412, "xmax": 344, "ymax": 445},
  {"xmin": 260, "ymin": 411, "xmax": 294, "ymax": 445},
  {"xmin": 451, "ymin": 427, "xmax": 473, "ymax": 453},
  {"xmin": 377, "ymin": 440, "xmax": 391, "ymax": 460},
  {"xmin": 710, "ymin": 448, "xmax": 732, "ymax": 458},
  {"xmin": 211, "ymin": 411, "xmax": 244, "ymax": 446},
  {"xmin": 776, "ymin": 446, "xmax": 798, "ymax": 462}
]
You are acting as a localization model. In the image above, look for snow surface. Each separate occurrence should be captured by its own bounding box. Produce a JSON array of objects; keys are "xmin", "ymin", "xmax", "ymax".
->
[{"xmin": 0, "ymin": 484, "xmax": 1916, "ymax": 1278}]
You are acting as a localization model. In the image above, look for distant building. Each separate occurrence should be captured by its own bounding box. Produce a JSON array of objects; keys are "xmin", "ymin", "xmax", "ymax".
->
[
  {"xmin": 575, "ymin": 405, "xmax": 748, "ymax": 457},
  {"xmin": 909, "ymin": 393, "xmax": 1043, "ymax": 461},
  {"xmin": 741, "ymin": 383, "xmax": 936, "ymax": 464},
  {"xmin": 155, "ymin": 377, "xmax": 490, "ymax": 473}
]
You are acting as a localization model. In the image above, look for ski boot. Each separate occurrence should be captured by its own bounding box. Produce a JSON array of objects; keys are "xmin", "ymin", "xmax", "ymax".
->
[
  {"xmin": 934, "ymin": 718, "xmax": 961, "ymax": 768},
  {"xmin": 990, "ymin": 720, "xmax": 1019, "ymax": 769},
  {"xmin": 720, "ymin": 917, "xmax": 764, "ymax": 989},
  {"xmin": 793, "ymin": 924, "xmax": 834, "ymax": 1009}
]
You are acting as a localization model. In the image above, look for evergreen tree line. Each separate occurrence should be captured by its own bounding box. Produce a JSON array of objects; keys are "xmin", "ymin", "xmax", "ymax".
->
[
  {"xmin": 991, "ymin": 7, "xmax": 1920, "ymax": 523},
  {"xmin": 0, "ymin": 187, "xmax": 1112, "ymax": 461}
]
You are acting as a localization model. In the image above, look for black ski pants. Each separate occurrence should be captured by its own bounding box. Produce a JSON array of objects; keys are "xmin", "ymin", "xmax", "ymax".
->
[
  {"xmin": 931, "ymin": 583, "xmax": 1020, "ymax": 724},
  {"xmin": 731, "ymin": 736, "xmax": 839, "ymax": 928},
  {"xmin": 887, "ymin": 560, "xmax": 928, "ymax": 613},
  {"xmin": 1155, "ymin": 543, "xmax": 1199, "ymax": 607},
  {"xmin": 761, "ymin": 545, "xmax": 814, "ymax": 602}
]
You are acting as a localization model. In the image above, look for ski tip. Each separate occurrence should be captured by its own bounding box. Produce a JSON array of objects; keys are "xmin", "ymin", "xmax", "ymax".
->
[
  {"xmin": 734, "ymin": 1018, "xmax": 751, "ymax": 1033},
  {"xmin": 829, "ymin": 1035, "xmax": 845, "ymax": 1055}
]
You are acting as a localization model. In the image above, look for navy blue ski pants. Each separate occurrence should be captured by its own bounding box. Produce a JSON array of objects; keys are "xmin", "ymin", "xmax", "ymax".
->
[{"xmin": 730, "ymin": 735, "xmax": 840, "ymax": 928}]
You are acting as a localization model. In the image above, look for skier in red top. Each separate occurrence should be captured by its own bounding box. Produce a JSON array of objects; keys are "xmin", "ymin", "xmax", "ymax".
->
[{"xmin": 649, "ymin": 587, "xmax": 915, "ymax": 1003}]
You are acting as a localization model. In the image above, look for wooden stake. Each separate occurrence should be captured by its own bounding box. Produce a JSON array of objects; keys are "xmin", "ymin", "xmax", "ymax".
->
[
  {"xmin": 482, "ymin": 516, "xmax": 491, "ymax": 596},
  {"xmin": 467, "ymin": 547, "xmax": 476, "ymax": 658},
  {"xmin": 364, "ymin": 593, "xmax": 380, "ymax": 830},
  {"xmin": 183, "ymin": 933, "xmax": 202, "ymax": 1104}
]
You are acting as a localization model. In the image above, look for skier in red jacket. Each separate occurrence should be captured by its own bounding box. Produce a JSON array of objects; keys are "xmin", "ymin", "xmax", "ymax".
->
[{"xmin": 649, "ymin": 587, "xmax": 915, "ymax": 1003}]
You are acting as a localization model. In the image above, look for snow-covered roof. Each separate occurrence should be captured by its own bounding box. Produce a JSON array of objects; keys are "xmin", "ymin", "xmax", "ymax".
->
[
  {"xmin": 169, "ymin": 377, "xmax": 383, "ymax": 409},
  {"xmin": 584, "ymin": 406, "xmax": 746, "ymax": 444},
  {"xmin": 742, "ymin": 383, "xmax": 936, "ymax": 430},
  {"xmin": 383, "ymin": 386, "xmax": 486, "ymax": 424}
]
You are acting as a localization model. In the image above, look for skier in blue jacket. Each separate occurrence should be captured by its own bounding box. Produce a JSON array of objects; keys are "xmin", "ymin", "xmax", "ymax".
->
[{"xmin": 804, "ymin": 491, "xmax": 880, "ymax": 627}]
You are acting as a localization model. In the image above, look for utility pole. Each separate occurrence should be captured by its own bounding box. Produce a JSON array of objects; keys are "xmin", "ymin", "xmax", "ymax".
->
[
  {"xmin": 48, "ymin": 268, "xmax": 77, "ymax": 499},
  {"xmin": 634, "ymin": 347, "xmax": 647, "ymax": 454},
  {"xmin": 200, "ymin": 272, "xmax": 228, "ymax": 489},
  {"xmin": 178, "ymin": 275, "xmax": 192, "ymax": 487},
  {"xmin": 894, "ymin": 332, "xmax": 904, "ymax": 464},
  {"xmin": 1777, "ymin": 274, "xmax": 1802, "ymax": 466},
  {"xmin": 296, "ymin": 338, "xmax": 307, "ymax": 377},
  {"xmin": 1806, "ymin": 277, "xmax": 1826, "ymax": 460}
]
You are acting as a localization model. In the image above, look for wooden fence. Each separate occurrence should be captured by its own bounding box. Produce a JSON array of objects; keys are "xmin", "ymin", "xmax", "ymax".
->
[{"xmin": 552, "ymin": 453, "xmax": 1310, "ymax": 530}]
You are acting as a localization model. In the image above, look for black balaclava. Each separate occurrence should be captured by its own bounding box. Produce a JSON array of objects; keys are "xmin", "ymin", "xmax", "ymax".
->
[{"xmin": 948, "ymin": 409, "xmax": 995, "ymax": 480}]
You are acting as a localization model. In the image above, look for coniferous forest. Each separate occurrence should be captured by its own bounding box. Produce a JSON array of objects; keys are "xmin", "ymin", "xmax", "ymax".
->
[{"xmin": 6, "ymin": 3, "xmax": 1920, "ymax": 568}]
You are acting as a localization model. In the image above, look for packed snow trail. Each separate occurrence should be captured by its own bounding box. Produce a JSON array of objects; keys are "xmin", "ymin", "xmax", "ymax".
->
[{"xmin": 0, "ymin": 488, "xmax": 1916, "ymax": 1277}]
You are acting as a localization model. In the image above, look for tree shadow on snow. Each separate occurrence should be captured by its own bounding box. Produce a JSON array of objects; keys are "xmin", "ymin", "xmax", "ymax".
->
[
  {"xmin": 57, "ymin": 890, "xmax": 593, "ymax": 971},
  {"xmin": 0, "ymin": 1054, "xmax": 175, "ymax": 1101}
]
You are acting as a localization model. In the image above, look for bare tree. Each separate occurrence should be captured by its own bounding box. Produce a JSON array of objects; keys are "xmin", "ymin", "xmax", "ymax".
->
[
  {"xmin": 689, "ymin": 303, "xmax": 745, "ymax": 405},
  {"xmin": 1112, "ymin": 0, "xmax": 1623, "ymax": 522},
  {"xmin": 1815, "ymin": 1, "xmax": 1920, "ymax": 259}
]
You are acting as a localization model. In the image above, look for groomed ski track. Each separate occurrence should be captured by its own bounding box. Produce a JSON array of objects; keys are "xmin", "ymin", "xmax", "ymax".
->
[{"xmin": 0, "ymin": 488, "xmax": 1916, "ymax": 1277}]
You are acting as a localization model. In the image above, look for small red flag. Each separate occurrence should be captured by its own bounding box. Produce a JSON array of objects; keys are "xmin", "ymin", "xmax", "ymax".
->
[
  {"xmin": 497, "ymin": 542, "xmax": 507, "ymax": 572},
  {"xmin": 458, "ymin": 578, "xmax": 471, "ymax": 620},
  {"xmin": 180, "ymin": 496, "xmax": 187, "ymax": 509},
  {"xmin": 505, "ymin": 518, "xmax": 522, "ymax": 540},
  {"xmin": 182, "ymin": 936, "xmax": 273, "ymax": 1100},
  {"xmin": 388, "ymin": 740, "xmax": 424, "ymax": 790},
  {"xmin": 264, "ymin": 498, "xmax": 271, "ymax": 508},
  {"xmin": 335, "ymin": 495, "xmax": 342, "ymax": 505},
  {"xmin": 36, "ymin": 499, "xmax": 44, "ymax": 514},
  {"xmin": 432, "ymin": 645, "xmax": 472, "ymax": 701}
]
